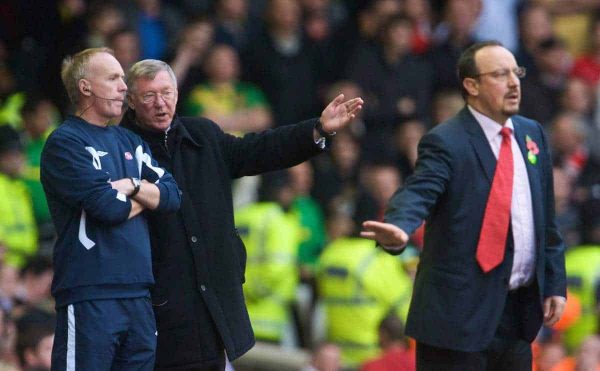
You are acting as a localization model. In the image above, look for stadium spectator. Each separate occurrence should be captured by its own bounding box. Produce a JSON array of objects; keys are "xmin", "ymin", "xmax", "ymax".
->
[
  {"xmin": 361, "ymin": 314, "xmax": 416, "ymax": 371},
  {"xmin": 184, "ymin": 44, "xmax": 272, "ymax": 134},
  {"xmin": 0, "ymin": 125, "xmax": 37, "ymax": 271}
]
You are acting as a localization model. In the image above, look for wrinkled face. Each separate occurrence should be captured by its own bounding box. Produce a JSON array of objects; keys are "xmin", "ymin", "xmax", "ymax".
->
[
  {"xmin": 466, "ymin": 46, "xmax": 521, "ymax": 124},
  {"xmin": 128, "ymin": 70, "xmax": 178, "ymax": 132},
  {"xmin": 84, "ymin": 52, "xmax": 127, "ymax": 120}
]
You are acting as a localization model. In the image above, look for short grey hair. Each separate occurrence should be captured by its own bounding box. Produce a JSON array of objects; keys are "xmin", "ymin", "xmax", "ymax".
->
[{"xmin": 126, "ymin": 59, "xmax": 178, "ymax": 95}]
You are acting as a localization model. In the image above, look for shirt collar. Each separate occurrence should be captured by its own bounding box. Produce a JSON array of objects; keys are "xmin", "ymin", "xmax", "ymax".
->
[{"xmin": 467, "ymin": 105, "xmax": 514, "ymax": 142}]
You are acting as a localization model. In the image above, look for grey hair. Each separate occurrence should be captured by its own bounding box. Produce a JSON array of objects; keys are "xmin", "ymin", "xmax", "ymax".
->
[
  {"xmin": 61, "ymin": 47, "xmax": 114, "ymax": 106},
  {"xmin": 126, "ymin": 59, "xmax": 178, "ymax": 95}
]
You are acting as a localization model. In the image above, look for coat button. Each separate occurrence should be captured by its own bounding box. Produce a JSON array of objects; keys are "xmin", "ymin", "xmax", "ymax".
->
[
  {"xmin": 200, "ymin": 285, "xmax": 206, "ymax": 291},
  {"xmin": 191, "ymin": 236, "xmax": 198, "ymax": 243}
]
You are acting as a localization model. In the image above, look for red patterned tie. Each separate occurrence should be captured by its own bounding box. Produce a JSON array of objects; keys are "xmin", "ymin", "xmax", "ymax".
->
[{"xmin": 476, "ymin": 127, "xmax": 514, "ymax": 273}]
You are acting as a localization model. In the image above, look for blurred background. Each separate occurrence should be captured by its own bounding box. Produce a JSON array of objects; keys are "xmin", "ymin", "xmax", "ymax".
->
[{"xmin": 1, "ymin": 0, "xmax": 600, "ymax": 370}]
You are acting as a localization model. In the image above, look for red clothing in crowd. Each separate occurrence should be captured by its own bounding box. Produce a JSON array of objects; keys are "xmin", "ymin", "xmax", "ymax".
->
[
  {"xmin": 361, "ymin": 346, "xmax": 416, "ymax": 371},
  {"xmin": 571, "ymin": 55, "xmax": 600, "ymax": 85}
]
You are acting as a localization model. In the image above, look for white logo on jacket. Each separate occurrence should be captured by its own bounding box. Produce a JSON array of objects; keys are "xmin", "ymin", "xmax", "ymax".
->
[{"xmin": 85, "ymin": 146, "xmax": 108, "ymax": 170}]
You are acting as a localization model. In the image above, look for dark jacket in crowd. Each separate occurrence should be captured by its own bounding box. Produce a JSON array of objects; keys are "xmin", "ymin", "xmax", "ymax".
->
[{"xmin": 120, "ymin": 110, "xmax": 322, "ymax": 369}]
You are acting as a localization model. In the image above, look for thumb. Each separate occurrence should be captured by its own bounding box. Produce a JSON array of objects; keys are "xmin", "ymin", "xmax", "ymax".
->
[{"xmin": 543, "ymin": 298, "xmax": 551, "ymax": 318}]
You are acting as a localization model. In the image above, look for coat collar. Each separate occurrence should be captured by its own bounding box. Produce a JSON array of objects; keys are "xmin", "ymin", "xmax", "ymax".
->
[
  {"xmin": 461, "ymin": 106, "xmax": 536, "ymax": 184},
  {"xmin": 120, "ymin": 110, "xmax": 202, "ymax": 149}
]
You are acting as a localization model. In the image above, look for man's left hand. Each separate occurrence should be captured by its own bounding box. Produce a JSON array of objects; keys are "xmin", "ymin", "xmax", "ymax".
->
[
  {"xmin": 111, "ymin": 178, "xmax": 135, "ymax": 196},
  {"xmin": 543, "ymin": 295, "xmax": 567, "ymax": 327},
  {"xmin": 319, "ymin": 94, "xmax": 363, "ymax": 133}
]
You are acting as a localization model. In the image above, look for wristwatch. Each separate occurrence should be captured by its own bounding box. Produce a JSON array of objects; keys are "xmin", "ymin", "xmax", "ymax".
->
[
  {"xmin": 315, "ymin": 120, "xmax": 336, "ymax": 137},
  {"xmin": 129, "ymin": 177, "xmax": 141, "ymax": 197}
]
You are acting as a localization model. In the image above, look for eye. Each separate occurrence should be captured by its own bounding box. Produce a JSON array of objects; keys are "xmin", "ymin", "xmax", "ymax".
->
[
  {"xmin": 493, "ymin": 69, "xmax": 510, "ymax": 79},
  {"xmin": 142, "ymin": 93, "xmax": 156, "ymax": 103}
]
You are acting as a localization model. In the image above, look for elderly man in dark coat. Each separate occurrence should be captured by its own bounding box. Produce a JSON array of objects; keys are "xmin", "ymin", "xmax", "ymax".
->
[{"xmin": 120, "ymin": 58, "xmax": 363, "ymax": 370}]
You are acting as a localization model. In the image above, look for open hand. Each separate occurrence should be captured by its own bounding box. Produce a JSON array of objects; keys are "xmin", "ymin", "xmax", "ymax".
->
[
  {"xmin": 319, "ymin": 94, "xmax": 363, "ymax": 133},
  {"xmin": 360, "ymin": 221, "xmax": 409, "ymax": 254}
]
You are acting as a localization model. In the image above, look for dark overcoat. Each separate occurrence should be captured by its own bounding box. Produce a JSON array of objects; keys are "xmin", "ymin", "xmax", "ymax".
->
[{"xmin": 121, "ymin": 111, "xmax": 321, "ymax": 368}]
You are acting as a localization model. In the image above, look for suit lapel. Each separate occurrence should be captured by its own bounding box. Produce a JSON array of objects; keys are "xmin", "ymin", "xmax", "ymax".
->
[
  {"xmin": 513, "ymin": 118, "xmax": 543, "ymax": 243},
  {"xmin": 462, "ymin": 108, "xmax": 496, "ymax": 183}
]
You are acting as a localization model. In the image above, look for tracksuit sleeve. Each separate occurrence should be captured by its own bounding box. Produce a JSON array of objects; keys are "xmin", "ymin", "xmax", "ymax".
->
[
  {"xmin": 136, "ymin": 141, "xmax": 181, "ymax": 213},
  {"xmin": 41, "ymin": 132, "xmax": 132, "ymax": 225}
]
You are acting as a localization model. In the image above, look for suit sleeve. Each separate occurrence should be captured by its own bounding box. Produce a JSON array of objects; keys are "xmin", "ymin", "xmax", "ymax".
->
[
  {"xmin": 136, "ymin": 140, "xmax": 181, "ymax": 213},
  {"xmin": 216, "ymin": 118, "xmax": 323, "ymax": 178},
  {"xmin": 539, "ymin": 126, "xmax": 567, "ymax": 298},
  {"xmin": 41, "ymin": 132, "xmax": 132, "ymax": 225},
  {"xmin": 384, "ymin": 131, "xmax": 452, "ymax": 236}
]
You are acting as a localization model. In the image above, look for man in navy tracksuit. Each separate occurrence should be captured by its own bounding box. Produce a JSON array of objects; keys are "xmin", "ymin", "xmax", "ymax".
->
[{"xmin": 41, "ymin": 48, "xmax": 181, "ymax": 370}]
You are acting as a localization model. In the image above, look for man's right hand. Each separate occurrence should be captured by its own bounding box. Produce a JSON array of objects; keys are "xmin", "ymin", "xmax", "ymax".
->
[{"xmin": 360, "ymin": 221, "xmax": 409, "ymax": 254}]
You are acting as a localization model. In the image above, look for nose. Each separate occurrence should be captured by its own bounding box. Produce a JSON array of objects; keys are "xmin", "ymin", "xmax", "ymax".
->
[
  {"xmin": 154, "ymin": 94, "xmax": 167, "ymax": 106},
  {"xmin": 118, "ymin": 78, "xmax": 127, "ymax": 92},
  {"xmin": 507, "ymin": 71, "xmax": 519, "ymax": 87}
]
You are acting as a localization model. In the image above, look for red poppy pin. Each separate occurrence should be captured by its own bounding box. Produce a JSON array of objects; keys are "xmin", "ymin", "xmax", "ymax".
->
[{"xmin": 525, "ymin": 135, "xmax": 539, "ymax": 165}]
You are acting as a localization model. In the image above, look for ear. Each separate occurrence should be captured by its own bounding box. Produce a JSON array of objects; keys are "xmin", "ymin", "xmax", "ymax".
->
[
  {"xmin": 79, "ymin": 79, "xmax": 92, "ymax": 96},
  {"xmin": 463, "ymin": 78, "xmax": 479, "ymax": 97},
  {"xmin": 126, "ymin": 94, "xmax": 135, "ymax": 110}
]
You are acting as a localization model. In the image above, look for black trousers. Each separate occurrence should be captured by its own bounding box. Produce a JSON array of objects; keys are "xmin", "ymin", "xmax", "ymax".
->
[
  {"xmin": 154, "ymin": 351, "xmax": 225, "ymax": 371},
  {"xmin": 416, "ymin": 288, "xmax": 533, "ymax": 371}
]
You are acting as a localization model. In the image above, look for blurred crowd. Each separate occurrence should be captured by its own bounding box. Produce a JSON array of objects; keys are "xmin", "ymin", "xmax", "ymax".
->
[{"xmin": 2, "ymin": 0, "xmax": 600, "ymax": 370}]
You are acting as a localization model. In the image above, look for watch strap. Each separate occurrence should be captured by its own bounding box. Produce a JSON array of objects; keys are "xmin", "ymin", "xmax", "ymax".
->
[
  {"xmin": 130, "ymin": 177, "xmax": 141, "ymax": 197},
  {"xmin": 315, "ymin": 120, "xmax": 336, "ymax": 137}
]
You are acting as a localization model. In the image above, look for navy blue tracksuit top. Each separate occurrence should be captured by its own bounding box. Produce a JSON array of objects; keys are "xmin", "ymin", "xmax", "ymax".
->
[{"xmin": 41, "ymin": 116, "xmax": 181, "ymax": 308}]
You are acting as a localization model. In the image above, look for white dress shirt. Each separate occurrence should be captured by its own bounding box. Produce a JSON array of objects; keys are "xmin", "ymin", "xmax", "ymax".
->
[{"xmin": 468, "ymin": 106, "xmax": 536, "ymax": 289}]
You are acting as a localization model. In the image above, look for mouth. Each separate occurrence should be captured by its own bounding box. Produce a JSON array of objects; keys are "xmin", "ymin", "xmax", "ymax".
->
[{"xmin": 505, "ymin": 92, "xmax": 520, "ymax": 102}]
